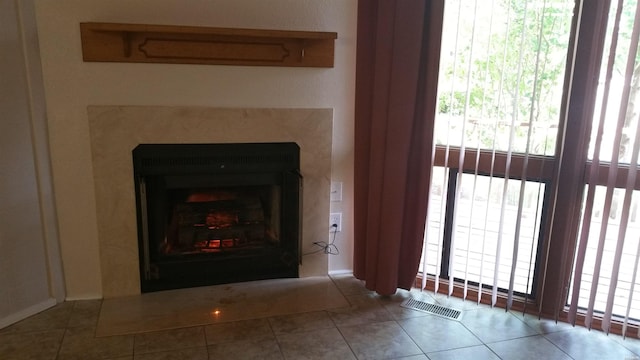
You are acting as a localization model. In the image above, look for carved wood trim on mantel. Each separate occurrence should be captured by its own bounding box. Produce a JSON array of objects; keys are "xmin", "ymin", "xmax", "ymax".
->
[{"xmin": 80, "ymin": 22, "xmax": 337, "ymax": 68}]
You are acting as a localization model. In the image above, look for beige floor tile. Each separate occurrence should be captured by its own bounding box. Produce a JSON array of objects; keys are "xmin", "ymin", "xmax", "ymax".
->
[
  {"xmin": 399, "ymin": 315, "xmax": 482, "ymax": 353},
  {"xmin": 57, "ymin": 325, "xmax": 134, "ymax": 360},
  {"xmin": 610, "ymin": 332, "xmax": 640, "ymax": 357},
  {"xmin": 204, "ymin": 318, "xmax": 274, "ymax": 345},
  {"xmin": 0, "ymin": 328, "xmax": 64, "ymax": 360},
  {"xmin": 207, "ymin": 338, "xmax": 283, "ymax": 360},
  {"xmin": 328, "ymin": 300, "xmax": 393, "ymax": 327},
  {"xmin": 397, "ymin": 355, "xmax": 429, "ymax": 360},
  {"xmin": 459, "ymin": 307, "xmax": 539, "ymax": 343},
  {"xmin": 277, "ymin": 327, "xmax": 356, "ymax": 359},
  {"xmin": 1, "ymin": 302, "xmax": 74, "ymax": 334},
  {"xmin": 426, "ymin": 345, "xmax": 500, "ymax": 360},
  {"xmin": 133, "ymin": 326, "xmax": 205, "ymax": 354},
  {"xmin": 339, "ymin": 320, "xmax": 423, "ymax": 359},
  {"xmin": 344, "ymin": 292, "xmax": 387, "ymax": 307},
  {"xmin": 68, "ymin": 300, "xmax": 102, "ymax": 328},
  {"xmin": 268, "ymin": 311, "xmax": 335, "ymax": 335},
  {"xmin": 330, "ymin": 274, "xmax": 372, "ymax": 296},
  {"xmin": 545, "ymin": 327, "xmax": 638, "ymax": 360},
  {"xmin": 508, "ymin": 310, "xmax": 576, "ymax": 335},
  {"xmin": 134, "ymin": 346, "xmax": 208, "ymax": 360},
  {"xmin": 488, "ymin": 335, "xmax": 572, "ymax": 360}
]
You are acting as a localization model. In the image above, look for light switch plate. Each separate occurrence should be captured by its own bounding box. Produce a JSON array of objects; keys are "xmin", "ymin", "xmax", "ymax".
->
[{"xmin": 330, "ymin": 181, "xmax": 343, "ymax": 202}]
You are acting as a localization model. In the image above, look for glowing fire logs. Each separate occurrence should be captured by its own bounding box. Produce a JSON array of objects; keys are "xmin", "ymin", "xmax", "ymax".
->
[{"xmin": 169, "ymin": 196, "xmax": 269, "ymax": 254}]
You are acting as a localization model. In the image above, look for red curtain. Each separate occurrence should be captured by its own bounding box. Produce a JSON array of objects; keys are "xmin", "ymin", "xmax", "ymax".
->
[{"xmin": 353, "ymin": 0, "xmax": 443, "ymax": 295}]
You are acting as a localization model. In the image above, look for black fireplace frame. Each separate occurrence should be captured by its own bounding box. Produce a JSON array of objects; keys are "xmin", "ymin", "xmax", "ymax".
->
[{"xmin": 132, "ymin": 142, "xmax": 301, "ymax": 292}]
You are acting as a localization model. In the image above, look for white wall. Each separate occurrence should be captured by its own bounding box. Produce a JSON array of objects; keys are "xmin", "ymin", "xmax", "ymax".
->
[
  {"xmin": 35, "ymin": 0, "xmax": 357, "ymax": 298},
  {"xmin": 0, "ymin": 0, "xmax": 65, "ymax": 327}
]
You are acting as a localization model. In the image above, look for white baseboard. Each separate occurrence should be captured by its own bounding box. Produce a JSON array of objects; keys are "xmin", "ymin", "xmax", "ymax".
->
[
  {"xmin": 328, "ymin": 269, "xmax": 353, "ymax": 276},
  {"xmin": 0, "ymin": 298, "xmax": 57, "ymax": 329},
  {"xmin": 64, "ymin": 295, "xmax": 103, "ymax": 301}
]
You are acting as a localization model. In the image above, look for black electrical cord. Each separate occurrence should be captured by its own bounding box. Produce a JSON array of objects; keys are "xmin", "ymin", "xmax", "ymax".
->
[{"xmin": 303, "ymin": 224, "xmax": 340, "ymax": 255}]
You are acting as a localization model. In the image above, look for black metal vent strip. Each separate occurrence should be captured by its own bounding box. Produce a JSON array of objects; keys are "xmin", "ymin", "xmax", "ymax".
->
[
  {"xmin": 401, "ymin": 298, "xmax": 462, "ymax": 320},
  {"xmin": 133, "ymin": 143, "xmax": 300, "ymax": 176},
  {"xmin": 140, "ymin": 154, "xmax": 294, "ymax": 168}
]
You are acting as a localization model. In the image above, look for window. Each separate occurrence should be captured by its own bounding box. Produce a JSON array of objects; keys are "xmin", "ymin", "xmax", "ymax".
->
[
  {"xmin": 422, "ymin": 168, "xmax": 546, "ymax": 296},
  {"xmin": 566, "ymin": 0, "xmax": 640, "ymax": 334},
  {"xmin": 421, "ymin": 0, "xmax": 640, "ymax": 336},
  {"xmin": 420, "ymin": 0, "xmax": 573, "ymax": 306}
]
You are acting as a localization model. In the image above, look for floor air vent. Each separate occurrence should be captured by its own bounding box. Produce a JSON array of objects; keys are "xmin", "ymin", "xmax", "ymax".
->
[{"xmin": 401, "ymin": 298, "xmax": 462, "ymax": 320}]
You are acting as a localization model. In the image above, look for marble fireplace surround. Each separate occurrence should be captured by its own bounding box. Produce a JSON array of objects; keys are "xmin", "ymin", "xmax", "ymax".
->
[{"xmin": 88, "ymin": 106, "xmax": 332, "ymax": 298}]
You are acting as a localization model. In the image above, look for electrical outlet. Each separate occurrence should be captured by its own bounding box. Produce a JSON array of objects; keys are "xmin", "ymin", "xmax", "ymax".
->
[{"xmin": 329, "ymin": 212, "xmax": 342, "ymax": 232}]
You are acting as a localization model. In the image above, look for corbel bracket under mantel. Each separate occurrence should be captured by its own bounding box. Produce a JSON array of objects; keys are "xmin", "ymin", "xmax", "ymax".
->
[{"xmin": 80, "ymin": 22, "xmax": 337, "ymax": 68}]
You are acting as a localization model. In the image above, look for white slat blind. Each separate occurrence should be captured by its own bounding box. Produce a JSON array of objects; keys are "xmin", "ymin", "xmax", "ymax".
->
[
  {"xmin": 568, "ymin": 0, "xmax": 640, "ymax": 336},
  {"xmin": 421, "ymin": 0, "xmax": 572, "ymax": 309}
]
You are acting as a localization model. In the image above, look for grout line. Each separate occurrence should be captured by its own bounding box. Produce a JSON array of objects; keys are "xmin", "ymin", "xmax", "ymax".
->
[{"xmin": 265, "ymin": 313, "xmax": 286, "ymax": 359}]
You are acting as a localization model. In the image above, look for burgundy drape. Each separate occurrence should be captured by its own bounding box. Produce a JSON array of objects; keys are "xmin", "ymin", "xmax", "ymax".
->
[{"xmin": 353, "ymin": 0, "xmax": 444, "ymax": 295}]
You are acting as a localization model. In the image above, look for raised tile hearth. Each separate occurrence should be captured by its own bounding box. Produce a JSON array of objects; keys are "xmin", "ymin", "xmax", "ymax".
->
[{"xmin": 95, "ymin": 276, "xmax": 348, "ymax": 337}]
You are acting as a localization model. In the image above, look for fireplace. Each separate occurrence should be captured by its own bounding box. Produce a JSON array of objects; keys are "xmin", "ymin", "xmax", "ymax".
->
[
  {"xmin": 133, "ymin": 142, "xmax": 301, "ymax": 292},
  {"xmin": 88, "ymin": 106, "xmax": 331, "ymax": 297}
]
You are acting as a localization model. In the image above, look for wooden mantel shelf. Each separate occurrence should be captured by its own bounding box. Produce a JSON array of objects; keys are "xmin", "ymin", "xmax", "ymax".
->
[{"xmin": 80, "ymin": 22, "xmax": 337, "ymax": 68}]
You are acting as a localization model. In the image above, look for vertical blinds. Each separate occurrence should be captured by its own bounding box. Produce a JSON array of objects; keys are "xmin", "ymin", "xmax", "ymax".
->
[
  {"xmin": 421, "ymin": 0, "xmax": 572, "ymax": 308},
  {"xmin": 568, "ymin": 0, "xmax": 640, "ymax": 336},
  {"xmin": 421, "ymin": 0, "xmax": 640, "ymax": 336}
]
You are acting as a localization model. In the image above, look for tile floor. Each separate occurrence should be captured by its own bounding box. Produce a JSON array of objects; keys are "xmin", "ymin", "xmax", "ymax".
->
[{"xmin": 2, "ymin": 274, "xmax": 640, "ymax": 359}]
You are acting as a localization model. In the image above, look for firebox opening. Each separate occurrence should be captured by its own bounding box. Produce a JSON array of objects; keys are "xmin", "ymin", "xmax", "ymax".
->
[
  {"xmin": 133, "ymin": 142, "xmax": 301, "ymax": 293},
  {"xmin": 162, "ymin": 185, "xmax": 281, "ymax": 257}
]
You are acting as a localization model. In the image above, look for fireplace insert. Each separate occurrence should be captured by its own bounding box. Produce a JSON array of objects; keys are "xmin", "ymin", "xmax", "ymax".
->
[{"xmin": 133, "ymin": 143, "xmax": 301, "ymax": 292}]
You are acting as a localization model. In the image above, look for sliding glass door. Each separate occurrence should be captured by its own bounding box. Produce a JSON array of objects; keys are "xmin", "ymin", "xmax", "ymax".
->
[
  {"xmin": 420, "ymin": 0, "xmax": 574, "ymax": 307},
  {"xmin": 567, "ymin": 0, "xmax": 640, "ymax": 335},
  {"xmin": 423, "ymin": 0, "xmax": 640, "ymax": 336}
]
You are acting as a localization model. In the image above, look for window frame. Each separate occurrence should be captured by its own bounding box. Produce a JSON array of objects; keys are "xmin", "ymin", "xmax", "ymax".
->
[
  {"xmin": 536, "ymin": 0, "xmax": 613, "ymax": 319},
  {"xmin": 432, "ymin": 163, "xmax": 551, "ymax": 299}
]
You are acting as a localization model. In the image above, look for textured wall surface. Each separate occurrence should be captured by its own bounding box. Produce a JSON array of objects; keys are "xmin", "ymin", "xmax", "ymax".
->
[{"xmin": 35, "ymin": 0, "xmax": 357, "ymax": 298}]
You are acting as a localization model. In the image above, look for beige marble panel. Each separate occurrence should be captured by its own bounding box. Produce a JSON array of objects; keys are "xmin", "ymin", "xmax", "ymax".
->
[{"xmin": 88, "ymin": 107, "xmax": 332, "ymax": 297}]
